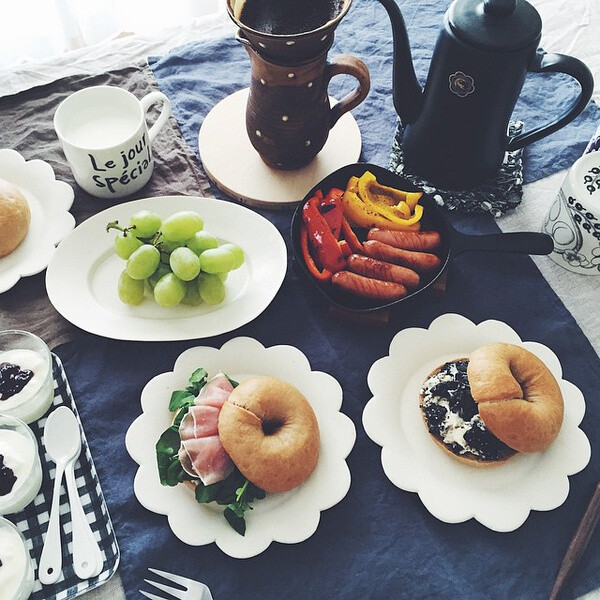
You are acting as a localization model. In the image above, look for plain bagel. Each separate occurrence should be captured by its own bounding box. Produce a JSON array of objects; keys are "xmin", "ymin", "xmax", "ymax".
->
[
  {"xmin": 467, "ymin": 342, "xmax": 564, "ymax": 453},
  {"xmin": 218, "ymin": 375, "xmax": 320, "ymax": 493}
]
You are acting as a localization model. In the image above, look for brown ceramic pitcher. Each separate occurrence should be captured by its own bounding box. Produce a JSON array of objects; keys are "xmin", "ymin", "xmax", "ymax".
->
[{"xmin": 228, "ymin": 0, "xmax": 370, "ymax": 170}]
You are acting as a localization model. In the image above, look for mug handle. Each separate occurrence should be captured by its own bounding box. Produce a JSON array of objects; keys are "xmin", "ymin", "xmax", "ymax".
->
[
  {"xmin": 140, "ymin": 91, "xmax": 172, "ymax": 143},
  {"xmin": 507, "ymin": 50, "xmax": 594, "ymax": 151},
  {"xmin": 325, "ymin": 55, "xmax": 371, "ymax": 129}
]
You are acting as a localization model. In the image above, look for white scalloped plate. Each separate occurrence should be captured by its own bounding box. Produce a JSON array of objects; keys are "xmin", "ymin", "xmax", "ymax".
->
[
  {"xmin": 125, "ymin": 337, "xmax": 356, "ymax": 558},
  {"xmin": 362, "ymin": 313, "xmax": 591, "ymax": 532},
  {"xmin": 0, "ymin": 149, "xmax": 75, "ymax": 293}
]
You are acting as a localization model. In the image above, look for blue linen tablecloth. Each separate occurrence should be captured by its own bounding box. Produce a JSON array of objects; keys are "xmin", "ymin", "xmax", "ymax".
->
[
  {"xmin": 51, "ymin": 0, "xmax": 600, "ymax": 598},
  {"xmin": 147, "ymin": 0, "xmax": 599, "ymax": 186},
  {"xmin": 56, "ymin": 242, "xmax": 600, "ymax": 600}
]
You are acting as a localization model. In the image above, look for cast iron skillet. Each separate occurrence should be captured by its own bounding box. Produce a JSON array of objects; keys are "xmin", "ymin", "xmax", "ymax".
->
[{"xmin": 290, "ymin": 163, "xmax": 554, "ymax": 314}]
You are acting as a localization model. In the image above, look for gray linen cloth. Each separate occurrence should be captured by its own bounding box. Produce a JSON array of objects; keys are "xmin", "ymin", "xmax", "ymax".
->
[{"xmin": 0, "ymin": 61, "xmax": 210, "ymax": 348}]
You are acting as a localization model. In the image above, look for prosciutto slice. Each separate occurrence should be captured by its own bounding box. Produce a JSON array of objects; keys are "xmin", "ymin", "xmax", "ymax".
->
[{"xmin": 178, "ymin": 373, "xmax": 235, "ymax": 485}]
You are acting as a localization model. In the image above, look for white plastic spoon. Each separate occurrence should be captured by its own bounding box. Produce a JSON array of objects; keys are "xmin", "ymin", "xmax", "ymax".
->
[
  {"xmin": 39, "ymin": 407, "xmax": 101, "ymax": 584},
  {"xmin": 64, "ymin": 466, "xmax": 103, "ymax": 578},
  {"xmin": 63, "ymin": 422, "xmax": 104, "ymax": 578}
]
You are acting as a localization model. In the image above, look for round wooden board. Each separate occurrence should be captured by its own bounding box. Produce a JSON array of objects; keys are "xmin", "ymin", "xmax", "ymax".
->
[{"xmin": 198, "ymin": 88, "xmax": 362, "ymax": 209}]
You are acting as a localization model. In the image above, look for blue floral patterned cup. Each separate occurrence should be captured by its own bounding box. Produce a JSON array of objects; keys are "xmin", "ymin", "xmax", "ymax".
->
[{"xmin": 542, "ymin": 151, "xmax": 600, "ymax": 275}]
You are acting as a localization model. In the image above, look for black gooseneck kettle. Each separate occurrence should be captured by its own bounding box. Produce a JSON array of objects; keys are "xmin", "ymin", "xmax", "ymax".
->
[{"xmin": 377, "ymin": 0, "xmax": 594, "ymax": 189}]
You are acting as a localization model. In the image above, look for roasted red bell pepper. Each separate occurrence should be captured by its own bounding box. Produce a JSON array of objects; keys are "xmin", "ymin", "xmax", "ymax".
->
[
  {"xmin": 300, "ymin": 225, "xmax": 332, "ymax": 281},
  {"xmin": 302, "ymin": 195, "xmax": 346, "ymax": 273},
  {"xmin": 341, "ymin": 216, "xmax": 364, "ymax": 253},
  {"xmin": 318, "ymin": 188, "xmax": 344, "ymax": 240}
]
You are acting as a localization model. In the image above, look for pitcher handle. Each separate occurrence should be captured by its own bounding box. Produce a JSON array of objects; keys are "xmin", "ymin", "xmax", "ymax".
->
[
  {"xmin": 325, "ymin": 55, "xmax": 371, "ymax": 128},
  {"xmin": 507, "ymin": 50, "xmax": 594, "ymax": 151}
]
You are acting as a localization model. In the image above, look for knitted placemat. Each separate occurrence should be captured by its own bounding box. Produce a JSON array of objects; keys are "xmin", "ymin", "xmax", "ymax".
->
[{"xmin": 389, "ymin": 121, "xmax": 524, "ymax": 218}]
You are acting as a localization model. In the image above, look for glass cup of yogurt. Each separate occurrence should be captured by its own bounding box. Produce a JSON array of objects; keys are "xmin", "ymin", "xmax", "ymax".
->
[
  {"xmin": 0, "ymin": 517, "xmax": 35, "ymax": 600},
  {"xmin": 0, "ymin": 415, "xmax": 43, "ymax": 515},
  {"xmin": 0, "ymin": 330, "xmax": 54, "ymax": 424}
]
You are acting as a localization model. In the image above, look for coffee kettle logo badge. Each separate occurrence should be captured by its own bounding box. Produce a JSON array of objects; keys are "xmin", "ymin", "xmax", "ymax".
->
[{"xmin": 449, "ymin": 71, "xmax": 475, "ymax": 97}]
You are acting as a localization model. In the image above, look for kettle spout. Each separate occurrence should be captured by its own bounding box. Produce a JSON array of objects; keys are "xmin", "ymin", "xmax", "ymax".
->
[{"xmin": 376, "ymin": 0, "xmax": 423, "ymax": 125}]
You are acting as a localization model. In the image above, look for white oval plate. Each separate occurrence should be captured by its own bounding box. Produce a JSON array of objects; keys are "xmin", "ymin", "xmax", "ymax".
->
[
  {"xmin": 46, "ymin": 196, "xmax": 287, "ymax": 341},
  {"xmin": 0, "ymin": 148, "xmax": 75, "ymax": 293},
  {"xmin": 362, "ymin": 313, "xmax": 591, "ymax": 532},
  {"xmin": 125, "ymin": 337, "xmax": 356, "ymax": 558}
]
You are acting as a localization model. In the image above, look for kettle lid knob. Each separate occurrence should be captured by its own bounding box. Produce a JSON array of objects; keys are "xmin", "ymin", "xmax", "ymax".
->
[
  {"xmin": 483, "ymin": 0, "xmax": 516, "ymax": 16},
  {"xmin": 448, "ymin": 0, "xmax": 542, "ymax": 52}
]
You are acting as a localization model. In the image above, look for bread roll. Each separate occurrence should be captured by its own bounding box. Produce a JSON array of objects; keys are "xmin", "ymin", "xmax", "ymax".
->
[
  {"xmin": 218, "ymin": 376, "xmax": 320, "ymax": 493},
  {"xmin": 0, "ymin": 179, "xmax": 30, "ymax": 257}
]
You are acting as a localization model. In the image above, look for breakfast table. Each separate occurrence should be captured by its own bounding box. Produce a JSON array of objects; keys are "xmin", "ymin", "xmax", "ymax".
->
[{"xmin": 1, "ymin": 0, "xmax": 599, "ymax": 599}]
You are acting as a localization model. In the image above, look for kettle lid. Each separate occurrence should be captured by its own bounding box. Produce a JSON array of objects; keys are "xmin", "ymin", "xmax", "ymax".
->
[{"xmin": 448, "ymin": 0, "xmax": 542, "ymax": 52}]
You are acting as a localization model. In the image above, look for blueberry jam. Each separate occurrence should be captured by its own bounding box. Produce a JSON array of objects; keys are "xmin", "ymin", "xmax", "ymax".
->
[
  {"xmin": 0, "ymin": 362, "xmax": 33, "ymax": 401},
  {"xmin": 0, "ymin": 453, "xmax": 17, "ymax": 496},
  {"xmin": 421, "ymin": 360, "xmax": 514, "ymax": 461}
]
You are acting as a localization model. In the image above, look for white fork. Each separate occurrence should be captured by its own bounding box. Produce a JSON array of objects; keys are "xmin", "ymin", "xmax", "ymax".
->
[{"xmin": 140, "ymin": 568, "xmax": 214, "ymax": 600}]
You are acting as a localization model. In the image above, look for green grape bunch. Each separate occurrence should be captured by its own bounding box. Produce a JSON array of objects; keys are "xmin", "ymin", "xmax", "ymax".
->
[{"xmin": 106, "ymin": 209, "xmax": 244, "ymax": 308}]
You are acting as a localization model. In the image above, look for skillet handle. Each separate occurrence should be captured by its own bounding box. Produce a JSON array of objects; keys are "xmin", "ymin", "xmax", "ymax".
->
[{"xmin": 452, "ymin": 231, "xmax": 554, "ymax": 256}]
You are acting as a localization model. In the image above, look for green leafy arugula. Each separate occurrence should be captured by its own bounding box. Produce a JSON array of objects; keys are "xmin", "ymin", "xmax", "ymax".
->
[
  {"xmin": 168, "ymin": 367, "xmax": 208, "ymax": 411},
  {"xmin": 155, "ymin": 367, "xmax": 265, "ymax": 535},
  {"xmin": 194, "ymin": 468, "xmax": 266, "ymax": 536}
]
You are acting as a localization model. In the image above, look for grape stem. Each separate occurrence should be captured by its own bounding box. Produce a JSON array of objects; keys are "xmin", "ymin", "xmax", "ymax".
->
[
  {"xmin": 106, "ymin": 220, "xmax": 132, "ymax": 235},
  {"xmin": 106, "ymin": 220, "xmax": 163, "ymax": 247}
]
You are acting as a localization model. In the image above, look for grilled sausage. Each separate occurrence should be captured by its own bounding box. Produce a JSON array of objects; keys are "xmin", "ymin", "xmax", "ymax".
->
[
  {"xmin": 331, "ymin": 270, "xmax": 408, "ymax": 301},
  {"xmin": 363, "ymin": 240, "xmax": 441, "ymax": 272},
  {"xmin": 367, "ymin": 229, "xmax": 442, "ymax": 251},
  {"xmin": 346, "ymin": 254, "xmax": 420, "ymax": 288}
]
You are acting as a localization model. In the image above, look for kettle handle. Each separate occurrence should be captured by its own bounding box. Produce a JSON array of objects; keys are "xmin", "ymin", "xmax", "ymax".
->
[
  {"xmin": 451, "ymin": 230, "xmax": 554, "ymax": 256},
  {"xmin": 507, "ymin": 51, "xmax": 594, "ymax": 151}
]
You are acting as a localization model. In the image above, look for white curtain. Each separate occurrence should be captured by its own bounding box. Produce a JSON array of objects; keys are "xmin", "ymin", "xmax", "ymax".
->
[{"xmin": 0, "ymin": 0, "xmax": 220, "ymax": 70}]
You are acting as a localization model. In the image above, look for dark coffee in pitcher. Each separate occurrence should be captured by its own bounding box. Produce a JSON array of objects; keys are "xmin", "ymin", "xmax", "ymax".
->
[{"xmin": 240, "ymin": 0, "xmax": 344, "ymax": 35}]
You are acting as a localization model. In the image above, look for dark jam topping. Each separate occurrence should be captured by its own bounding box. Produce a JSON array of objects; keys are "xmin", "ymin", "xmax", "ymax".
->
[
  {"xmin": 423, "ymin": 360, "xmax": 514, "ymax": 461},
  {"xmin": 0, "ymin": 362, "xmax": 34, "ymax": 401},
  {"xmin": 463, "ymin": 419, "xmax": 513, "ymax": 461},
  {"xmin": 427, "ymin": 360, "xmax": 479, "ymax": 421},
  {"xmin": 423, "ymin": 403, "xmax": 447, "ymax": 437},
  {"xmin": 0, "ymin": 453, "xmax": 17, "ymax": 496}
]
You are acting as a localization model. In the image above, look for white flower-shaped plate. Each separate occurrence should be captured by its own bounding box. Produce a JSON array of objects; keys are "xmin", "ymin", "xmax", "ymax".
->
[
  {"xmin": 0, "ymin": 148, "xmax": 75, "ymax": 292},
  {"xmin": 362, "ymin": 313, "xmax": 591, "ymax": 532},
  {"xmin": 125, "ymin": 337, "xmax": 356, "ymax": 558}
]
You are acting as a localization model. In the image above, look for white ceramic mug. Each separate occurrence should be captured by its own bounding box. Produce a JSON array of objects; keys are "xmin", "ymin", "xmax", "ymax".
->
[
  {"xmin": 54, "ymin": 85, "xmax": 171, "ymax": 199},
  {"xmin": 542, "ymin": 151, "xmax": 600, "ymax": 275}
]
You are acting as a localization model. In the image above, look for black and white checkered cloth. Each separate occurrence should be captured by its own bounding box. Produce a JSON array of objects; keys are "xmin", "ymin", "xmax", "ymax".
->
[{"xmin": 5, "ymin": 354, "xmax": 119, "ymax": 600}]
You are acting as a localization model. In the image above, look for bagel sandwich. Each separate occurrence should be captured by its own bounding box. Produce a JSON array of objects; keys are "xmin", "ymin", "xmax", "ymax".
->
[
  {"xmin": 419, "ymin": 343, "xmax": 564, "ymax": 467},
  {"xmin": 156, "ymin": 369, "xmax": 320, "ymax": 534}
]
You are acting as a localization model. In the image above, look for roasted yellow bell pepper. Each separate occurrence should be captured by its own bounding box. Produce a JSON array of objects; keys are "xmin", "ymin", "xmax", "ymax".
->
[
  {"xmin": 357, "ymin": 171, "xmax": 423, "ymax": 209},
  {"xmin": 405, "ymin": 192, "xmax": 423, "ymax": 210},
  {"xmin": 340, "ymin": 171, "xmax": 424, "ymax": 231},
  {"xmin": 341, "ymin": 190, "xmax": 422, "ymax": 231},
  {"xmin": 346, "ymin": 176, "xmax": 360, "ymax": 194}
]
